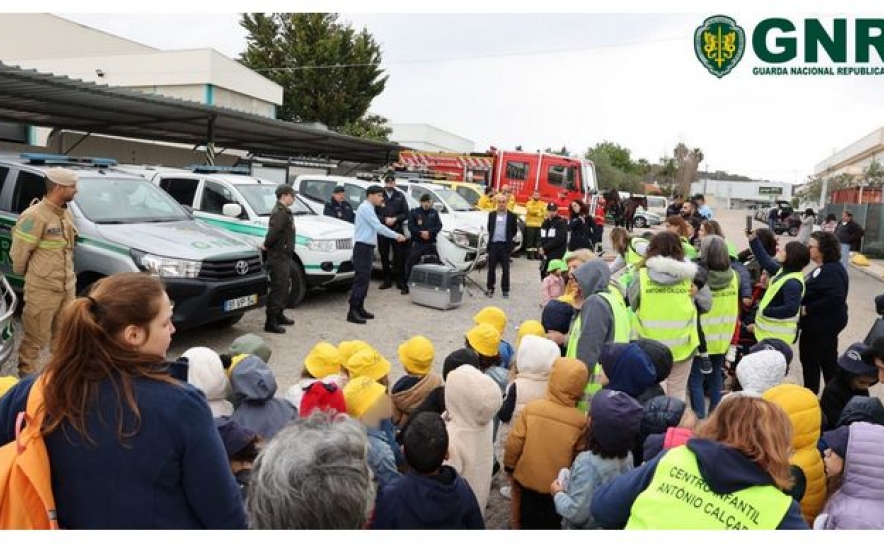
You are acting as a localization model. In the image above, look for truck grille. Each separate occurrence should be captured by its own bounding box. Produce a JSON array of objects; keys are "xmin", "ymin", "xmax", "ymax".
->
[
  {"xmin": 199, "ymin": 255, "xmax": 264, "ymax": 280},
  {"xmin": 336, "ymin": 239, "xmax": 353, "ymax": 250}
]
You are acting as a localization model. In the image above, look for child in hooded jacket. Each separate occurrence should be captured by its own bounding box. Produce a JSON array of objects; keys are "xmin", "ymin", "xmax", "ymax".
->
[
  {"xmin": 504, "ymin": 357, "xmax": 589, "ymax": 529},
  {"xmin": 371, "ymin": 412, "xmax": 484, "ymax": 529},
  {"xmin": 498, "ymin": 335, "xmax": 559, "ymax": 425},
  {"xmin": 444, "ymin": 364, "xmax": 503, "ymax": 515},
  {"xmin": 183, "ymin": 347, "xmax": 233, "ymax": 418},
  {"xmin": 815, "ymin": 422, "xmax": 884, "ymax": 529},
  {"xmin": 391, "ymin": 336, "xmax": 443, "ymax": 427},
  {"xmin": 551, "ymin": 390, "xmax": 643, "ymax": 529},
  {"xmin": 229, "ymin": 355, "xmax": 297, "ymax": 440}
]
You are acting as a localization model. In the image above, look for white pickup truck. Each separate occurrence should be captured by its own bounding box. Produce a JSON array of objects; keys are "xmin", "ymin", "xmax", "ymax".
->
[{"xmin": 293, "ymin": 175, "xmax": 489, "ymax": 271}]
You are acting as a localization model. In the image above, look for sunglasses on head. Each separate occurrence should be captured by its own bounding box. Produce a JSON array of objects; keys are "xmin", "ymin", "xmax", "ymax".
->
[{"xmin": 303, "ymin": 381, "xmax": 339, "ymax": 393}]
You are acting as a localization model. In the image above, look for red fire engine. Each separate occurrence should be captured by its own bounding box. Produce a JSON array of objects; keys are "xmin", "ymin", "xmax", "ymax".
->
[{"xmin": 397, "ymin": 148, "xmax": 600, "ymax": 215}]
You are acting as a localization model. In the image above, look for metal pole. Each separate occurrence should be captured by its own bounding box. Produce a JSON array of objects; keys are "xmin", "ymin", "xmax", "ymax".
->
[{"xmin": 206, "ymin": 114, "xmax": 216, "ymax": 165}]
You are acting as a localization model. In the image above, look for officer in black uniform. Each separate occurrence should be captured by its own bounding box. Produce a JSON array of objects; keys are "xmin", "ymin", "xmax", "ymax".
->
[
  {"xmin": 376, "ymin": 174, "xmax": 410, "ymax": 293},
  {"xmin": 260, "ymin": 185, "xmax": 297, "ymax": 333},
  {"xmin": 323, "ymin": 186, "xmax": 355, "ymax": 223},
  {"xmin": 404, "ymin": 193, "xmax": 443, "ymax": 293}
]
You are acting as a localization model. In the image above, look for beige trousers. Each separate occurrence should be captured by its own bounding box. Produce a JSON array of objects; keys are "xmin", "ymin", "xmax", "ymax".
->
[{"xmin": 662, "ymin": 357, "xmax": 694, "ymax": 402}]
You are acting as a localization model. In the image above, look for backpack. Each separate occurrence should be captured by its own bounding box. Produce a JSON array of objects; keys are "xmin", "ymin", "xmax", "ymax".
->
[{"xmin": 0, "ymin": 375, "xmax": 58, "ymax": 529}]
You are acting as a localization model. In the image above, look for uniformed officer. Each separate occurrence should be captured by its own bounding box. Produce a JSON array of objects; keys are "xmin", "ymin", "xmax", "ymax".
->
[
  {"xmin": 403, "ymin": 193, "xmax": 443, "ymax": 292},
  {"xmin": 260, "ymin": 185, "xmax": 297, "ymax": 334},
  {"xmin": 376, "ymin": 174, "xmax": 409, "ymax": 293},
  {"xmin": 11, "ymin": 167, "xmax": 78, "ymax": 377},
  {"xmin": 323, "ymin": 186, "xmax": 355, "ymax": 223}
]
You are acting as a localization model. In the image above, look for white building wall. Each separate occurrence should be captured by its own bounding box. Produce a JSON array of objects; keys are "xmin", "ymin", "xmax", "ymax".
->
[
  {"xmin": 814, "ymin": 127, "xmax": 884, "ymax": 178},
  {"xmin": 391, "ymin": 123, "xmax": 474, "ymax": 153},
  {"xmin": 0, "ymin": 14, "xmax": 155, "ymax": 59},
  {"xmin": 692, "ymin": 179, "xmax": 794, "ymax": 206}
]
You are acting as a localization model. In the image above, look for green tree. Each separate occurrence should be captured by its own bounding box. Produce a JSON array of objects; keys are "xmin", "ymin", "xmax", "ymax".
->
[
  {"xmin": 239, "ymin": 13, "xmax": 389, "ymax": 138},
  {"xmin": 588, "ymin": 141, "xmax": 637, "ymax": 173},
  {"xmin": 585, "ymin": 144, "xmax": 641, "ymax": 193},
  {"xmin": 338, "ymin": 113, "xmax": 392, "ymax": 142}
]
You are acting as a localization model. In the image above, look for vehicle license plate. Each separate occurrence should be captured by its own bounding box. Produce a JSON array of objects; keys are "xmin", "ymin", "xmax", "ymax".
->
[{"xmin": 224, "ymin": 294, "xmax": 258, "ymax": 312}]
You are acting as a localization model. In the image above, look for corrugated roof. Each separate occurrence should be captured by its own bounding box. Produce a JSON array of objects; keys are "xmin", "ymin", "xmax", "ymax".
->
[{"xmin": 0, "ymin": 61, "xmax": 402, "ymax": 163}]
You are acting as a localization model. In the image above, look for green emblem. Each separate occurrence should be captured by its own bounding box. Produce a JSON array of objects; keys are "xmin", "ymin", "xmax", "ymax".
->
[
  {"xmin": 694, "ymin": 15, "xmax": 746, "ymax": 78},
  {"xmin": 18, "ymin": 217, "xmax": 34, "ymax": 233}
]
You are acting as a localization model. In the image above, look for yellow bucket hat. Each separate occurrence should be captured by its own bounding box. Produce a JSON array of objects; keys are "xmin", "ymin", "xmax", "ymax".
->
[
  {"xmin": 338, "ymin": 340, "xmax": 372, "ymax": 365},
  {"xmin": 344, "ymin": 376, "xmax": 387, "ymax": 419},
  {"xmin": 517, "ymin": 320, "xmax": 546, "ymax": 349},
  {"xmin": 473, "ymin": 306, "xmax": 507, "ymax": 334},
  {"xmin": 467, "ymin": 323, "xmax": 501, "ymax": 358},
  {"xmin": 397, "ymin": 335, "xmax": 435, "ymax": 376},
  {"xmin": 346, "ymin": 348, "xmax": 392, "ymax": 382},
  {"xmin": 305, "ymin": 342, "xmax": 345, "ymax": 379}
]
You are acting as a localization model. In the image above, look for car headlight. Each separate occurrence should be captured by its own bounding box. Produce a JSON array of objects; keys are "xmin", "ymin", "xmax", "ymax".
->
[
  {"xmin": 446, "ymin": 230, "xmax": 471, "ymax": 248},
  {"xmin": 306, "ymin": 239, "xmax": 337, "ymax": 252},
  {"xmin": 131, "ymin": 249, "xmax": 201, "ymax": 278}
]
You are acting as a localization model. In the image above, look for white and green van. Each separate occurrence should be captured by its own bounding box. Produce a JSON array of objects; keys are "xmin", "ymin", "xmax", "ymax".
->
[{"xmin": 125, "ymin": 165, "xmax": 355, "ymax": 307}]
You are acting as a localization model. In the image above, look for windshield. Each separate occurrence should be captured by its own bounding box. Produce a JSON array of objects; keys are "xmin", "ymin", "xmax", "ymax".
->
[
  {"xmin": 434, "ymin": 187, "xmax": 473, "ymax": 212},
  {"xmin": 76, "ymin": 177, "xmax": 190, "ymax": 223},
  {"xmin": 238, "ymin": 184, "xmax": 314, "ymax": 216}
]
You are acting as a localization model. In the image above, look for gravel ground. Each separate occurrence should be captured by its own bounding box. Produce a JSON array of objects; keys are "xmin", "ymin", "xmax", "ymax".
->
[{"xmin": 3, "ymin": 205, "xmax": 882, "ymax": 528}]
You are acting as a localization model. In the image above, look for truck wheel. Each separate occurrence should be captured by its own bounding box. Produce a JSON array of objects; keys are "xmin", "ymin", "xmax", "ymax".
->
[
  {"xmin": 634, "ymin": 217, "xmax": 647, "ymax": 228},
  {"xmin": 211, "ymin": 313, "xmax": 245, "ymax": 328},
  {"xmin": 286, "ymin": 262, "xmax": 308, "ymax": 309}
]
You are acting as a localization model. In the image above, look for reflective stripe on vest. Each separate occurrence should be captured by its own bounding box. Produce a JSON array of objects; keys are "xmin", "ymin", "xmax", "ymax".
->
[
  {"xmin": 625, "ymin": 446, "xmax": 792, "ymax": 530},
  {"xmin": 577, "ymin": 288, "xmax": 632, "ymax": 412},
  {"xmin": 754, "ymin": 271, "xmax": 805, "ymax": 344},
  {"xmin": 635, "ymin": 268, "xmax": 698, "ymax": 361},
  {"xmin": 700, "ymin": 272, "xmax": 739, "ymax": 355}
]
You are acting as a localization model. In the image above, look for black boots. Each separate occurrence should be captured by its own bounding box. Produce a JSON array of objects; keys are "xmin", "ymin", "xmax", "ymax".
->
[
  {"xmin": 277, "ymin": 312, "xmax": 295, "ymax": 326},
  {"xmin": 264, "ymin": 314, "xmax": 285, "ymax": 334},
  {"xmin": 358, "ymin": 304, "xmax": 375, "ymax": 319},
  {"xmin": 347, "ymin": 306, "xmax": 367, "ymax": 324}
]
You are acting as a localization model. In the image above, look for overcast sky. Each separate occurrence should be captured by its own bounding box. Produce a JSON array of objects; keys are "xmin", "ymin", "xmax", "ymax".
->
[{"xmin": 57, "ymin": 12, "xmax": 883, "ymax": 182}]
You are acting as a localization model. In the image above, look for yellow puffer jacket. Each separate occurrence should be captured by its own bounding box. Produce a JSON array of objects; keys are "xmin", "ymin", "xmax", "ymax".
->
[
  {"xmin": 525, "ymin": 199, "xmax": 546, "ymax": 228},
  {"xmin": 763, "ymin": 384, "xmax": 826, "ymax": 524}
]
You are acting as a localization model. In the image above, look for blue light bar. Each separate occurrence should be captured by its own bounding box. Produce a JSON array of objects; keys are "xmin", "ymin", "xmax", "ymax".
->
[
  {"xmin": 188, "ymin": 164, "xmax": 251, "ymax": 175},
  {"xmin": 19, "ymin": 153, "xmax": 117, "ymax": 167}
]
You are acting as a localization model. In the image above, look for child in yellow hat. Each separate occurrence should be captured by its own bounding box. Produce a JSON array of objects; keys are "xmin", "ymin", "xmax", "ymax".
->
[
  {"xmin": 473, "ymin": 306, "xmax": 515, "ymax": 370},
  {"xmin": 344, "ymin": 376, "xmax": 401, "ymax": 488},
  {"xmin": 391, "ymin": 336, "xmax": 443, "ymax": 427},
  {"xmin": 466, "ymin": 323, "xmax": 507, "ymax": 394},
  {"xmin": 284, "ymin": 342, "xmax": 347, "ymax": 408},
  {"xmin": 346, "ymin": 348, "xmax": 392, "ymax": 388}
]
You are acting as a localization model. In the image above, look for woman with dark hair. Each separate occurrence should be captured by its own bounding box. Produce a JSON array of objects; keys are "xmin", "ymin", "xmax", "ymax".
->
[
  {"xmin": 0, "ymin": 273, "xmax": 246, "ymax": 529},
  {"xmin": 747, "ymin": 230, "xmax": 810, "ymax": 346},
  {"xmin": 568, "ymin": 200, "xmax": 593, "ymax": 251},
  {"xmin": 628, "ymin": 231, "xmax": 710, "ymax": 402},
  {"xmin": 591, "ymin": 395, "xmax": 809, "ymax": 529},
  {"xmin": 822, "ymin": 213, "xmax": 838, "ymax": 234},
  {"xmin": 799, "ymin": 231, "xmax": 848, "ymax": 394},
  {"xmin": 664, "ymin": 215, "xmax": 698, "ymax": 259}
]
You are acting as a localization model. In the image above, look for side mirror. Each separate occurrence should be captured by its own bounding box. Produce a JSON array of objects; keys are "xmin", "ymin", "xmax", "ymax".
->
[
  {"xmin": 222, "ymin": 203, "xmax": 243, "ymax": 218},
  {"xmin": 433, "ymin": 202, "xmax": 445, "ymax": 212}
]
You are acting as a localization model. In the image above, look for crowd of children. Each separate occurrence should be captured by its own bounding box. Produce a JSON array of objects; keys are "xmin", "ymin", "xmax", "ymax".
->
[{"xmin": 2, "ymin": 208, "xmax": 884, "ymax": 530}]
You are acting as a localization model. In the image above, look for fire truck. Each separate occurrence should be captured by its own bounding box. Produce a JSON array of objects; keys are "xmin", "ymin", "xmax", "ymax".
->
[{"xmin": 396, "ymin": 148, "xmax": 600, "ymax": 216}]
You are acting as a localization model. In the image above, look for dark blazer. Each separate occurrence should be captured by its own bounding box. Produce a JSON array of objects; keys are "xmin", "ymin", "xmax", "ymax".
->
[
  {"xmin": 486, "ymin": 210, "xmax": 518, "ymax": 247},
  {"xmin": 323, "ymin": 198, "xmax": 355, "ymax": 223},
  {"xmin": 800, "ymin": 261, "xmax": 848, "ymax": 334}
]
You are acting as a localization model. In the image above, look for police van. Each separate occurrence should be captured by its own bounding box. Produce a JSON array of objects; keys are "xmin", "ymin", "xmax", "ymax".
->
[
  {"xmin": 123, "ymin": 165, "xmax": 355, "ymax": 308},
  {"xmin": 0, "ymin": 154, "xmax": 268, "ymax": 329}
]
